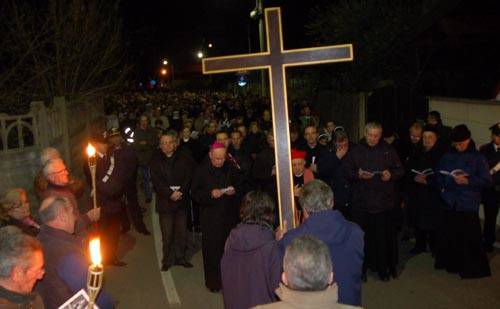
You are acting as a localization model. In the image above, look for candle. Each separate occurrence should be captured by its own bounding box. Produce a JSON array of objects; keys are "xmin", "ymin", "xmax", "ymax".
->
[
  {"xmin": 87, "ymin": 238, "xmax": 103, "ymax": 309},
  {"xmin": 86, "ymin": 143, "xmax": 98, "ymax": 210},
  {"xmin": 86, "ymin": 143, "xmax": 96, "ymax": 158},
  {"xmin": 89, "ymin": 238, "xmax": 102, "ymax": 267}
]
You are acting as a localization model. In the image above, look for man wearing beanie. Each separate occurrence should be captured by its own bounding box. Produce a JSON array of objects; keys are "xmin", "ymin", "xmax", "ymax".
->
[
  {"xmin": 435, "ymin": 124, "xmax": 492, "ymax": 278},
  {"xmin": 479, "ymin": 123, "xmax": 500, "ymax": 252}
]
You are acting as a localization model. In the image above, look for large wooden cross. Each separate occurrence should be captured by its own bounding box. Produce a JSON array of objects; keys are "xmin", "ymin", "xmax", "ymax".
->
[{"xmin": 203, "ymin": 7, "xmax": 353, "ymax": 228}]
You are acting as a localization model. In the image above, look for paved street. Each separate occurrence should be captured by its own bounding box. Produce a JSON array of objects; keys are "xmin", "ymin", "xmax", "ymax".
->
[{"xmin": 106, "ymin": 200, "xmax": 500, "ymax": 309}]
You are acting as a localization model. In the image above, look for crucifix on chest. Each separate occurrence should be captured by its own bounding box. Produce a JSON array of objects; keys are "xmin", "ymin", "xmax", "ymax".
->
[{"xmin": 203, "ymin": 7, "xmax": 354, "ymax": 228}]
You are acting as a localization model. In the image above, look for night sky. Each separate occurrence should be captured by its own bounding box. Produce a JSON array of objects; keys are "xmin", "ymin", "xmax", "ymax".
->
[{"xmin": 122, "ymin": 0, "xmax": 330, "ymax": 79}]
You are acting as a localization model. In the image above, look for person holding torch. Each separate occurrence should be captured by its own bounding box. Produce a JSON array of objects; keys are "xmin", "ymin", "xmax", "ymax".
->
[
  {"xmin": 84, "ymin": 130, "xmax": 127, "ymax": 267},
  {"xmin": 37, "ymin": 196, "xmax": 114, "ymax": 308}
]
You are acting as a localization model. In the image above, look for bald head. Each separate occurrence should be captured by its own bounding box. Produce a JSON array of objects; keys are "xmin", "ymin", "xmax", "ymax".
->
[
  {"xmin": 38, "ymin": 196, "xmax": 75, "ymax": 234},
  {"xmin": 209, "ymin": 147, "xmax": 226, "ymax": 168}
]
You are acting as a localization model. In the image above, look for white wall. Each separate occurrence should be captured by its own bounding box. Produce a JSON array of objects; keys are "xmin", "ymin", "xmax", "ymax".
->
[{"xmin": 428, "ymin": 96, "xmax": 500, "ymax": 147}]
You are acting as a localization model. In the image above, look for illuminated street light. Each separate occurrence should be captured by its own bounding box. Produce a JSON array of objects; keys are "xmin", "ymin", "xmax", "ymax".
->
[
  {"xmin": 161, "ymin": 68, "xmax": 167, "ymax": 75},
  {"xmin": 208, "ymin": 43, "xmax": 213, "ymax": 48},
  {"xmin": 162, "ymin": 59, "xmax": 168, "ymax": 65},
  {"xmin": 197, "ymin": 51, "xmax": 204, "ymax": 59}
]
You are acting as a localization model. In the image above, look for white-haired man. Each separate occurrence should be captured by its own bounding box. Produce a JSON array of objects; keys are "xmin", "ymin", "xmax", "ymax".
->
[
  {"xmin": 0, "ymin": 226, "xmax": 45, "ymax": 307},
  {"xmin": 253, "ymin": 235, "xmax": 361, "ymax": 309}
]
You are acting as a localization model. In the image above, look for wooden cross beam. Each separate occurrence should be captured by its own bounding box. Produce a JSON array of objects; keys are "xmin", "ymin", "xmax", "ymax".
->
[{"xmin": 203, "ymin": 7, "xmax": 354, "ymax": 228}]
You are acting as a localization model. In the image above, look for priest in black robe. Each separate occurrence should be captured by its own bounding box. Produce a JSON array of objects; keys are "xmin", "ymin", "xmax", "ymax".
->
[{"xmin": 191, "ymin": 142, "xmax": 242, "ymax": 292}]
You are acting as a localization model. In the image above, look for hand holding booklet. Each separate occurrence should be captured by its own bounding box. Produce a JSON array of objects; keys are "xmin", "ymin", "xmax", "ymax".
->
[
  {"xmin": 220, "ymin": 186, "xmax": 235, "ymax": 195},
  {"xmin": 411, "ymin": 168, "xmax": 434, "ymax": 176},
  {"xmin": 439, "ymin": 169, "xmax": 468, "ymax": 177}
]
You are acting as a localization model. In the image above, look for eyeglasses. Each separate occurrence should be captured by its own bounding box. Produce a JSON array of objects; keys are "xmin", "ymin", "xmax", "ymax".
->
[{"xmin": 51, "ymin": 168, "xmax": 68, "ymax": 175}]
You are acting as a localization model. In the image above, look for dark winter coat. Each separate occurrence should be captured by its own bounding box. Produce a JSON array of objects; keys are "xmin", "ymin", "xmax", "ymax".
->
[
  {"xmin": 133, "ymin": 126, "xmax": 158, "ymax": 165},
  {"xmin": 37, "ymin": 225, "xmax": 114, "ymax": 309},
  {"xmin": 278, "ymin": 210, "xmax": 364, "ymax": 306},
  {"xmin": 479, "ymin": 142, "xmax": 500, "ymax": 205},
  {"xmin": 405, "ymin": 144, "xmax": 446, "ymax": 230},
  {"xmin": 436, "ymin": 141, "xmax": 492, "ymax": 212},
  {"xmin": 0, "ymin": 285, "xmax": 44, "ymax": 309},
  {"xmin": 317, "ymin": 142, "xmax": 357, "ymax": 210},
  {"xmin": 221, "ymin": 223, "xmax": 281, "ymax": 309},
  {"xmin": 150, "ymin": 149, "xmax": 195, "ymax": 212},
  {"xmin": 344, "ymin": 139, "xmax": 405, "ymax": 214}
]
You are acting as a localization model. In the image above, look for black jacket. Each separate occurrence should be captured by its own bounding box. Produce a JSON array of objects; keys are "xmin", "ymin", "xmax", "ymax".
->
[
  {"xmin": 344, "ymin": 139, "xmax": 404, "ymax": 214},
  {"xmin": 150, "ymin": 149, "xmax": 195, "ymax": 212},
  {"xmin": 405, "ymin": 144, "xmax": 446, "ymax": 229},
  {"xmin": 480, "ymin": 142, "xmax": 500, "ymax": 205}
]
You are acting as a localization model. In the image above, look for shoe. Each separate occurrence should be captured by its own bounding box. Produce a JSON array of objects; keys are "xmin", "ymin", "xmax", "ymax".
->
[
  {"xmin": 161, "ymin": 264, "xmax": 172, "ymax": 272},
  {"xmin": 136, "ymin": 226, "xmax": 151, "ymax": 235},
  {"xmin": 175, "ymin": 260, "xmax": 194, "ymax": 268},
  {"xmin": 483, "ymin": 243, "xmax": 494, "ymax": 253},
  {"xmin": 378, "ymin": 272, "xmax": 390, "ymax": 282},
  {"xmin": 208, "ymin": 288, "xmax": 220, "ymax": 293},
  {"xmin": 390, "ymin": 267, "xmax": 399, "ymax": 279},
  {"xmin": 107, "ymin": 259, "xmax": 127, "ymax": 267},
  {"xmin": 409, "ymin": 247, "xmax": 425, "ymax": 255}
]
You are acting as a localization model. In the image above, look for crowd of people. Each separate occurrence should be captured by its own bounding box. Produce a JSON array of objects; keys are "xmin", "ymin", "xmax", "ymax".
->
[{"xmin": 0, "ymin": 89, "xmax": 498, "ymax": 309}]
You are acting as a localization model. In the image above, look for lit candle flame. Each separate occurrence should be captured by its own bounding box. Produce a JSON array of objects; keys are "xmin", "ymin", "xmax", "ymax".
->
[
  {"xmin": 89, "ymin": 238, "xmax": 102, "ymax": 266},
  {"xmin": 86, "ymin": 143, "xmax": 96, "ymax": 158}
]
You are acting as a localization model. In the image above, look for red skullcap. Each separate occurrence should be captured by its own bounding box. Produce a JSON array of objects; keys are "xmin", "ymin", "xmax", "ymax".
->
[{"xmin": 291, "ymin": 149, "xmax": 307, "ymax": 160}]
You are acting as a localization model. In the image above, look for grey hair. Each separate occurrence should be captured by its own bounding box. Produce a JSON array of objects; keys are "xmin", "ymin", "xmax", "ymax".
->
[
  {"xmin": 38, "ymin": 196, "xmax": 72, "ymax": 224},
  {"xmin": 283, "ymin": 235, "xmax": 332, "ymax": 291},
  {"xmin": 364, "ymin": 121, "xmax": 382, "ymax": 132},
  {"xmin": 298, "ymin": 179, "xmax": 334, "ymax": 213},
  {"xmin": 40, "ymin": 147, "xmax": 60, "ymax": 166},
  {"xmin": 0, "ymin": 226, "xmax": 43, "ymax": 278},
  {"xmin": 42, "ymin": 158, "xmax": 64, "ymax": 178},
  {"xmin": 161, "ymin": 130, "xmax": 179, "ymax": 141},
  {"xmin": 334, "ymin": 130, "xmax": 349, "ymax": 142}
]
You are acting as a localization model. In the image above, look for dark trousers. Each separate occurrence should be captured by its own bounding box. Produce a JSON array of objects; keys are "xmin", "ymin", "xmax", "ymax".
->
[
  {"xmin": 100, "ymin": 212, "xmax": 122, "ymax": 262},
  {"xmin": 414, "ymin": 229, "xmax": 437, "ymax": 253},
  {"xmin": 159, "ymin": 207, "xmax": 188, "ymax": 266},
  {"xmin": 121, "ymin": 187, "xmax": 148, "ymax": 232},
  {"xmin": 482, "ymin": 199, "xmax": 499, "ymax": 246},
  {"xmin": 186, "ymin": 201, "xmax": 200, "ymax": 231},
  {"xmin": 435, "ymin": 209, "xmax": 491, "ymax": 278},
  {"xmin": 354, "ymin": 209, "xmax": 398, "ymax": 276}
]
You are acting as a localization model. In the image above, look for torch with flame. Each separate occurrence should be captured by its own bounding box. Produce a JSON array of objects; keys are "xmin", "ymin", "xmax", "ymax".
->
[
  {"xmin": 86, "ymin": 143, "xmax": 97, "ymax": 210},
  {"xmin": 87, "ymin": 238, "xmax": 103, "ymax": 309}
]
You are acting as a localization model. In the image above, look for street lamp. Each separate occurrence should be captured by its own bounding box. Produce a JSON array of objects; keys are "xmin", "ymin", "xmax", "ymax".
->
[
  {"xmin": 162, "ymin": 59, "xmax": 168, "ymax": 65},
  {"xmin": 161, "ymin": 68, "xmax": 167, "ymax": 76},
  {"xmin": 250, "ymin": 0, "xmax": 266, "ymax": 96},
  {"xmin": 208, "ymin": 43, "xmax": 213, "ymax": 48},
  {"xmin": 197, "ymin": 51, "xmax": 204, "ymax": 59}
]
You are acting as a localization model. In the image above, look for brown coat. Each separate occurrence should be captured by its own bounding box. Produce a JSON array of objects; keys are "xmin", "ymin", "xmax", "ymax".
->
[
  {"xmin": 0, "ymin": 293, "xmax": 44, "ymax": 309},
  {"xmin": 252, "ymin": 283, "xmax": 362, "ymax": 309}
]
